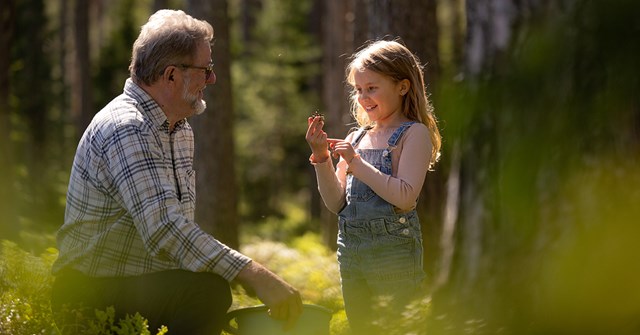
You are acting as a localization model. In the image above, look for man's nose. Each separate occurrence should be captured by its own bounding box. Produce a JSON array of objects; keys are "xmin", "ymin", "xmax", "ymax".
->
[{"xmin": 207, "ymin": 71, "xmax": 216, "ymax": 85}]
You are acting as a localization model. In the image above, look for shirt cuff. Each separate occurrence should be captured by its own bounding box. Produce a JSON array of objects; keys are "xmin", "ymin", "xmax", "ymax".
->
[
  {"xmin": 309, "ymin": 153, "xmax": 331, "ymax": 165},
  {"xmin": 345, "ymin": 154, "xmax": 361, "ymax": 174},
  {"xmin": 216, "ymin": 249, "xmax": 253, "ymax": 281}
]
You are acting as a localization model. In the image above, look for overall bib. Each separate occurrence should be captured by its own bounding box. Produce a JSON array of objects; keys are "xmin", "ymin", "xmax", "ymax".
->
[{"xmin": 337, "ymin": 122, "xmax": 426, "ymax": 333}]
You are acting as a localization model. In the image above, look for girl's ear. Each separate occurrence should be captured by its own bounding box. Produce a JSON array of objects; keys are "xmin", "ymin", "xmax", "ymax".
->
[{"xmin": 399, "ymin": 79, "xmax": 410, "ymax": 95}]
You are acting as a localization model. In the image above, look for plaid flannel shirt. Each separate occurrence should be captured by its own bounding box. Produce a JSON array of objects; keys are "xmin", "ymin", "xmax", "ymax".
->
[{"xmin": 52, "ymin": 79, "xmax": 251, "ymax": 281}]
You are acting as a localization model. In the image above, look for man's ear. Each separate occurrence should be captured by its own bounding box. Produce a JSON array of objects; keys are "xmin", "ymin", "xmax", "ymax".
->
[{"xmin": 163, "ymin": 66, "xmax": 176, "ymax": 83}]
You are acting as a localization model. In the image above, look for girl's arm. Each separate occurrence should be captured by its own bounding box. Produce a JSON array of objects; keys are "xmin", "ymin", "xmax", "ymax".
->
[
  {"xmin": 311, "ymin": 157, "xmax": 347, "ymax": 214},
  {"xmin": 306, "ymin": 117, "xmax": 348, "ymax": 214},
  {"xmin": 348, "ymin": 123, "xmax": 432, "ymax": 211}
]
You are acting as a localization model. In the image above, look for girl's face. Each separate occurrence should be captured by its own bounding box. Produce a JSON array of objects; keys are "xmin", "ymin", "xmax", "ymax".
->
[{"xmin": 353, "ymin": 68, "xmax": 407, "ymax": 126}]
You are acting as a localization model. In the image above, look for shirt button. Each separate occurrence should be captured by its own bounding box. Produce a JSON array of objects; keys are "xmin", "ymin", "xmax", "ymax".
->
[
  {"xmin": 398, "ymin": 217, "xmax": 406, "ymax": 223},
  {"xmin": 402, "ymin": 228, "xmax": 410, "ymax": 235}
]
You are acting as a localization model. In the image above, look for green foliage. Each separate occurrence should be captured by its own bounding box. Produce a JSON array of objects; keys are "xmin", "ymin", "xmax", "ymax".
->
[
  {"xmin": 0, "ymin": 240, "xmax": 57, "ymax": 334},
  {"xmin": 86, "ymin": 307, "xmax": 168, "ymax": 335},
  {"xmin": 0, "ymin": 234, "xmax": 436, "ymax": 335},
  {"xmin": 230, "ymin": 234, "xmax": 346, "ymax": 333},
  {"xmin": 241, "ymin": 199, "xmax": 318, "ymax": 243},
  {"xmin": 430, "ymin": 1, "xmax": 640, "ymax": 334},
  {"xmin": 229, "ymin": 0, "xmax": 322, "ymax": 222},
  {"xmin": 377, "ymin": 294, "xmax": 431, "ymax": 335},
  {"xmin": 54, "ymin": 305, "xmax": 168, "ymax": 335},
  {"xmin": 0, "ymin": 240, "xmax": 168, "ymax": 335},
  {"xmin": 235, "ymin": 233, "xmax": 432, "ymax": 334},
  {"xmin": 238, "ymin": 233, "xmax": 343, "ymax": 313}
]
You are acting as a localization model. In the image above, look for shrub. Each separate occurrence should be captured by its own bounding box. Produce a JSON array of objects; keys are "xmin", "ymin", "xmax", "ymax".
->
[
  {"xmin": 2, "ymin": 234, "xmax": 430, "ymax": 335},
  {"xmin": 0, "ymin": 240, "xmax": 167, "ymax": 335},
  {"xmin": 0, "ymin": 240, "xmax": 57, "ymax": 335}
]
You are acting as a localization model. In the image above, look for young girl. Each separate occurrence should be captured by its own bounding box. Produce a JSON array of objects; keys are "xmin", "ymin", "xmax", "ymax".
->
[{"xmin": 306, "ymin": 40, "xmax": 441, "ymax": 333}]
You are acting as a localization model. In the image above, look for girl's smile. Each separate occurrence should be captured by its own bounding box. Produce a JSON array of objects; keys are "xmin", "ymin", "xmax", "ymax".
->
[{"xmin": 353, "ymin": 68, "xmax": 408, "ymax": 127}]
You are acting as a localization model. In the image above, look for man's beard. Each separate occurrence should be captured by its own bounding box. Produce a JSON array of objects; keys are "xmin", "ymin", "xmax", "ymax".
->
[{"xmin": 183, "ymin": 77, "xmax": 207, "ymax": 115}]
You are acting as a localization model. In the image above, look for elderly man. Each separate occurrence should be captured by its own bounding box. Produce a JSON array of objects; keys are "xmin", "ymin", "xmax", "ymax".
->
[{"xmin": 51, "ymin": 9, "xmax": 301, "ymax": 334}]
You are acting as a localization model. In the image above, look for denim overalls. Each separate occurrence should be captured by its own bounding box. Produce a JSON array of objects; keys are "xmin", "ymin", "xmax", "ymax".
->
[{"xmin": 337, "ymin": 121, "xmax": 426, "ymax": 332}]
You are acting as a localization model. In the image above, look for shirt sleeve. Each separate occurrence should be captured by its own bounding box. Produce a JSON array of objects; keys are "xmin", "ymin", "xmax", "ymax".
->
[
  {"xmin": 101, "ymin": 123, "xmax": 251, "ymax": 281},
  {"xmin": 311, "ymin": 132, "xmax": 361, "ymax": 214},
  {"xmin": 348, "ymin": 123, "xmax": 432, "ymax": 211},
  {"xmin": 313, "ymin": 158, "xmax": 347, "ymax": 214}
]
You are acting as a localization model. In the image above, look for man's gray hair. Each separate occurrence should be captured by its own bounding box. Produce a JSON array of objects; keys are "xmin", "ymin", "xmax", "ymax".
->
[{"xmin": 129, "ymin": 10, "xmax": 214, "ymax": 85}]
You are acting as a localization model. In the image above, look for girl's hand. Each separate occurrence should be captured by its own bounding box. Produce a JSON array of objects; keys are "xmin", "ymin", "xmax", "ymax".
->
[
  {"xmin": 305, "ymin": 114, "xmax": 330, "ymax": 162},
  {"xmin": 327, "ymin": 139, "xmax": 357, "ymax": 164}
]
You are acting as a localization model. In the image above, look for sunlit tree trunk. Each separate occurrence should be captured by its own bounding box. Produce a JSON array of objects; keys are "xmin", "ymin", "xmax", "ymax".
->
[
  {"xmin": 429, "ymin": 0, "xmax": 466, "ymax": 293},
  {"xmin": 447, "ymin": 0, "xmax": 552, "ymax": 316},
  {"xmin": 187, "ymin": 0, "xmax": 240, "ymax": 249},
  {"xmin": 448, "ymin": 0, "xmax": 516, "ymax": 306},
  {"xmin": 317, "ymin": 0, "xmax": 354, "ymax": 250}
]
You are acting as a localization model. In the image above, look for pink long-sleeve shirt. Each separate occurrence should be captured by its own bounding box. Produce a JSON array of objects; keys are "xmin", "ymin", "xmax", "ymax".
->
[{"xmin": 313, "ymin": 122, "xmax": 433, "ymax": 214}]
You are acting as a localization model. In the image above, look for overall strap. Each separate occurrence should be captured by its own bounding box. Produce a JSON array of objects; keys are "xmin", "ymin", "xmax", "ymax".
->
[
  {"xmin": 387, "ymin": 122, "xmax": 416, "ymax": 147},
  {"xmin": 383, "ymin": 122, "xmax": 416, "ymax": 157},
  {"xmin": 350, "ymin": 126, "xmax": 372, "ymax": 147}
]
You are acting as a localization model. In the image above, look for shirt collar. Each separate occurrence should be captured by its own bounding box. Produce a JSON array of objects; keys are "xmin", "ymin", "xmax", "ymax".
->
[{"xmin": 123, "ymin": 78, "xmax": 187, "ymax": 132}]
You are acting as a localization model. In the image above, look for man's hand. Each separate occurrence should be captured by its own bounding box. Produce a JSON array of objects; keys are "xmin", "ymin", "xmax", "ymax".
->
[{"xmin": 235, "ymin": 261, "xmax": 303, "ymax": 330}]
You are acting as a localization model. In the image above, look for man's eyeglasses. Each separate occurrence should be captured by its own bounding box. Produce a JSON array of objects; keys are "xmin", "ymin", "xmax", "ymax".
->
[{"xmin": 174, "ymin": 62, "xmax": 214, "ymax": 81}]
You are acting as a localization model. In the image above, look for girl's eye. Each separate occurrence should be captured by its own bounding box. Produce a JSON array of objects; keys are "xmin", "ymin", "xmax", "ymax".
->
[{"xmin": 355, "ymin": 87, "xmax": 374, "ymax": 94}]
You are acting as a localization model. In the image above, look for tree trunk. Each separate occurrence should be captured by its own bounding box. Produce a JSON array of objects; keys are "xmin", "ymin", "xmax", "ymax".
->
[
  {"xmin": 443, "ymin": 0, "xmax": 553, "ymax": 319},
  {"xmin": 239, "ymin": 0, "xmax": 261, "ymax": 57},
  {"xmin": 316, "ymin": 0, "xmax": 358, "ymax": 250},
  {"xmin": 73, "ymin": 0, "xmax": 93, "ymax": 137},
  {"xmin": 187, "ymin": 0, "xmax": 240, "ymax": 249},
  {"xmin": 58, "ymin": 0, "xmax": 71, "ymax": 160},
  {"xmin": 18, "ymin": 0, "xmax": 58, "ymax": 228},
  {"xmin": 444, "ymin": 0, "xmax": 517, "ymax": 310},
  {"xmin": 0, "ymin": 0, "xmax": 16, "ymax": 239},
  {"xmin": 153, "ymin": 0, "xmax": 168, "ymax": 12},
  {"xmin": 351, "ymin": 0, "xmax": 440, "ymax": 87}
]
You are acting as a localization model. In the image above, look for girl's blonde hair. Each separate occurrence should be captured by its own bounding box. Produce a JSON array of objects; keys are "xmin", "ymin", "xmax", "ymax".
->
[{"xmin": 346, "ymin": 39, "xmax": 441, "ymax": 169}]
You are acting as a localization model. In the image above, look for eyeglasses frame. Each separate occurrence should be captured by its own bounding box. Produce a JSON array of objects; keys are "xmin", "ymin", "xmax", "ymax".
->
[{"xmin": 172, "ymin": 62, "xmax": 214, "ymax": 81}]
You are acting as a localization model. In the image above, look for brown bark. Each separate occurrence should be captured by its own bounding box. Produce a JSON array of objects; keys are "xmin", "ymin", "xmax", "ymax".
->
[
  {"xmin": 153, "ymin": 0, "xmax": 168, "ymax": 12},
  {"xmin": 317, "ymin": 0, "xmax": 357, "ymax": 249},
  {"xmin": 73, "ymin": 0, "xmax": 93, "ymax": 137},
  {"xmin": 187, "ymin": 0, "xmax": 240, "ymax": 249},
  {"xmin": 0, "ymin": 0, "xmax": 16, "ymax": 238}
]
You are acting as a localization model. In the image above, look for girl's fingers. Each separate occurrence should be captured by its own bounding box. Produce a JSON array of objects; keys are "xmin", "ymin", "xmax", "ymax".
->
[{"xmin": 306, "ymin": 119, "xmax": 321, "ymax": 138}]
